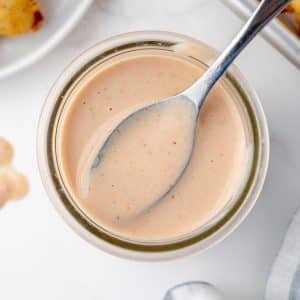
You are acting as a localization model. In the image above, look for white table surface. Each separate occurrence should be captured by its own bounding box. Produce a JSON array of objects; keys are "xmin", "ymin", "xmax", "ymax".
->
[{"xmin": 0, "ymin": 1, "xmax": 299, "ymax": 299}]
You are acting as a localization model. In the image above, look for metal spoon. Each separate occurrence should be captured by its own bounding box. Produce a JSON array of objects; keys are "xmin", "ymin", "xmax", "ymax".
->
[
  {"xmin": 164, "ymin": 281, "xmax": 223, "ymax": 300},
  {"xmin": 91, "ymin": 0, "xmax": 290, "ymax": 217}
]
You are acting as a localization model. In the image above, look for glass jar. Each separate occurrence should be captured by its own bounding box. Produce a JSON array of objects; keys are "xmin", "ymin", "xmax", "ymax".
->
[{"xmin": 37, "ymin": 31, "xmax": 269, "ymax": 261}]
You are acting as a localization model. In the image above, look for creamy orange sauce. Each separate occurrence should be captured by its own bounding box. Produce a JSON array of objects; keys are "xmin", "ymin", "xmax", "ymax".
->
[{"xmin": 58, "ymin": 54, "xmax": 249, "ymax": 241}]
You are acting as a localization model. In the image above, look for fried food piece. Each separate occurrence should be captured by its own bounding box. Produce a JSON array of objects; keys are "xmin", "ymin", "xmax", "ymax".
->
[
  {"xmin": 0, "ymin": 170, "xmax": 28, "ymax": 201},
  {"xmin": 0, "ymin": 137, "xmax": 29, "ymax": 207},
  {"xmin": 0, "ymin": 137, "xmax": 13, "ymax": 165},
  {"xmin": 0, "ymin": 0, "xmax": 43, "ymax": 36},
  {"xmin": 284, "ymin": 0, "xmax": 300, "ymax": 34},
  {"xmin": 290, "ymin": 0, "xmax": 300, "ymax": 14},
  {"xmin": 291, "ymin": 0, "xmax": 300, "ymax": 27}
]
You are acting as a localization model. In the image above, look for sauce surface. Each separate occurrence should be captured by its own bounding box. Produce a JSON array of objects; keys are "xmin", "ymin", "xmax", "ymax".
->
[{"xmin": 58, "ymin": 54, "xmax": 249, "ymax": 241}]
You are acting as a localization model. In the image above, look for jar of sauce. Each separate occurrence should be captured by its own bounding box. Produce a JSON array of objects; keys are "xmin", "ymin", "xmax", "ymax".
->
[{"xmin": 37, "ymin": 31, "xmax": 269, "ymax": 261}]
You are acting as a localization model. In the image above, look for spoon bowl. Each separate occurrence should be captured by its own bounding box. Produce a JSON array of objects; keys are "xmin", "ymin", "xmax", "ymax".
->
[{"xmin": 89, "ymin": 95, "xmax": 197, "ymax": 220}]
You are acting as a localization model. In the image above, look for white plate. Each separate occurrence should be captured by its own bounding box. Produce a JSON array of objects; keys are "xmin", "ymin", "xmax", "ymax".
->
[{"xmin": 0, "ymin": 0, "xmax": 93, "ymax": 79}]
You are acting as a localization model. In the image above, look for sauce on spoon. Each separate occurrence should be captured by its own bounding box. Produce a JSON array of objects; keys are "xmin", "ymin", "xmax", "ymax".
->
[{"xmin": 87, "ymin": 98, "xmax": 197, "ymax": 221}]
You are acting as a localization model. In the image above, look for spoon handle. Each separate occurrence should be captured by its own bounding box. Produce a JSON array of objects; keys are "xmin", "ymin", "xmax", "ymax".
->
[{"xmin": 184, "ymin": 0, "xmax": 291, "ymax": 107}]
